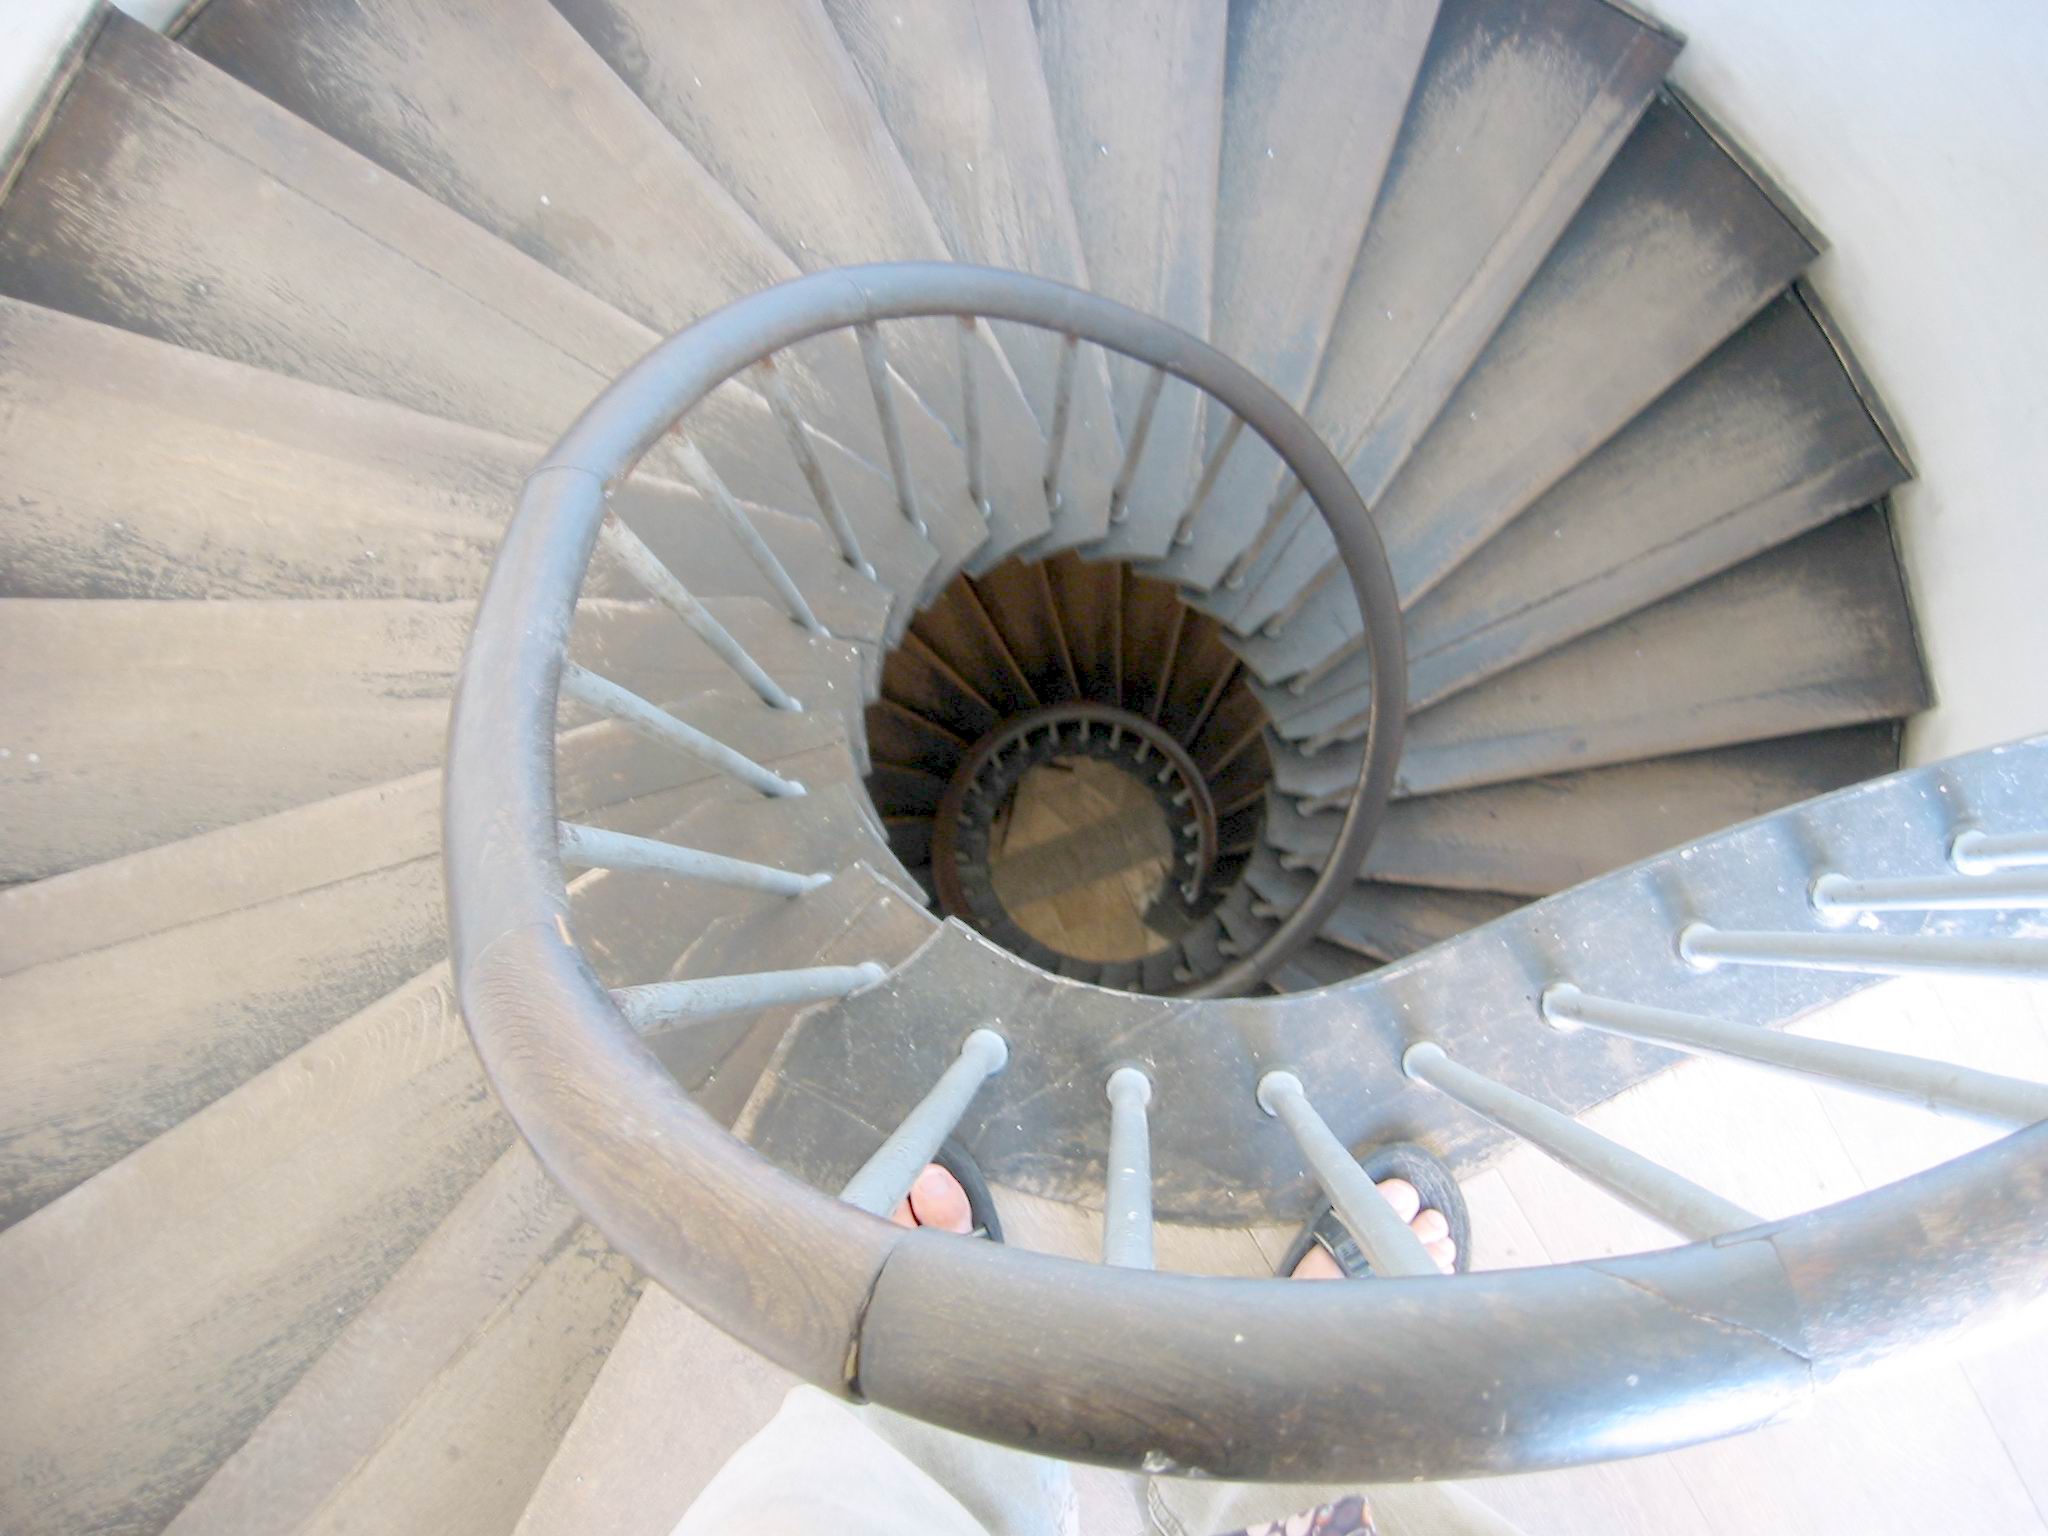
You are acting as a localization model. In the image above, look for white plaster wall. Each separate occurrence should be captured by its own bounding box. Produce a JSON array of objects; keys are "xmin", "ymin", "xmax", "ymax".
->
[{"xmin": 1646, "ymin": 0, "xmax": 2048, "ymax": 762}]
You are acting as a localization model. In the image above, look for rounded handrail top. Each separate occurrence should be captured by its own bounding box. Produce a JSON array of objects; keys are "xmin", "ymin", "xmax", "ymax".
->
[{"xmin": 444, "ymin": 263, "xmax": 2047, "ymax": 1481}]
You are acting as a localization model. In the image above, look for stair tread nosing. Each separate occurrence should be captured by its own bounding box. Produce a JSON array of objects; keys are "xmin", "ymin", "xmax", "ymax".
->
[
  {"xmin": 1035, "ymin": 0, "xmax": 1223, "ymax": 560},
  {"xmin": 1265, "ymin": 727, "xmax": 1904, "ymax": 897},
  {"xmin": 1398, "ymin": 509, "xmax": 1928, "ymax": 796},
  {"xmin": 0, "ymin": 695, "xmax": 849, "ymax": 1235},
  {"xmin": 1400, "ymin": 285, "xmax": 1910, "ymax": 709},
  {"xmin": 0, "ymin": 596, "xmax": 864, "ymax": 880},
  {"xmin": 179, "ymin": 0, "xmax": 985, "ymax": 592},
  {"xmin": 1143, "ymin": 0, "xmax": 1440, "ymax": 592},
  {"xmin": 0, "ymin": 13, "xmax": 965, "ymax": 590},
  {"xmin": 1200, "ymin": 0, "xmax": 1676, "ymax": 612},
  {"xmin": 0, "ymin": 695, "xmax": 849, "ymax": 978},
  {"xmin": 540, "ymin": 0, "xmax": 1049, "ymax": 561},
  {"xmin": 0, "ymin": 295, "xmax": 898, "ymax": 659},
  {"xmin": 160, "ymin": 1140, "xmax": 590, "ymax": 1536},
  {"xmin": 1227, "ymin": 90, "xmax": 1825, "ymax": 678},
  {"xmin": 818, "ymin": 0, "xmax": 1123, "ymax": 553},
  {"xmin": 0, "ymin": 962, "xmax": 514, "ymax": 1536}
]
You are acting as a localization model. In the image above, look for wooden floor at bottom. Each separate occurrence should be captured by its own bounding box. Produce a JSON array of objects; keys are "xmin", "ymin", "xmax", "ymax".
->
[{"xmin": 514, "ymin": 976, "xmax": 2048, "ymax": 1536}]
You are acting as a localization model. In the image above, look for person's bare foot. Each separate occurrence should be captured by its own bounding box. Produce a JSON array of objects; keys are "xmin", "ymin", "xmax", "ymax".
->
[
  {"xmin": 1288, "ymin": 1177, "xmax": 1456, "ymax": 1278},
  {"xmin": 888, "ymin": 1163, "xmax": 974, "ymax": 1234},
  {"xmin": 883, "ymin": 1165, "xmax": 1455, "ymax": 1275}
]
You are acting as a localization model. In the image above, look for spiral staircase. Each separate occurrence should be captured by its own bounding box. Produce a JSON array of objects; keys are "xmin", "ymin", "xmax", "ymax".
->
[{"xmin": 3, "ymin": 1, "xmax": 2046, "ymax": 1531}]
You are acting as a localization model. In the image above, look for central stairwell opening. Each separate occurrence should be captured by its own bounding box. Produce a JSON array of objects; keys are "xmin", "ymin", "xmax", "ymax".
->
[{"xmin": 870, "ymin": 554, "xmax": 1274, "ymax": 993}]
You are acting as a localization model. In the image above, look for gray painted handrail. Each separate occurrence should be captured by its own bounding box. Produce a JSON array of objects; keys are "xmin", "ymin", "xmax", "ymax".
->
[{"xmin": 444, "ymin": 263, "xmax": 2047, "ymax": 1482}]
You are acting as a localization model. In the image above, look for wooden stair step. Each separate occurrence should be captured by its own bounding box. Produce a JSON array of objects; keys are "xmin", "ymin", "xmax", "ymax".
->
[
  {"xmin": 819, "ymin": 0, "xmax": 1123, "ymax": 554},
  {"xmin": 0, "ymin": 964, "xmax": 513, "ymax": 1536},
  {"xmin": 1267, "ymin": 937, "xmax": 1372, "ymax": 994},
  {"xmin": 1398, "ymin": 509, "xmax": 1928, "ymax": 796},
  {"xmin": 864, "ymin": 701, "xmax": 970, "ymax": 782},
  {"xmin": 547, "ymin": 0, "xmax": 1045, "ymax": 564},
  {"xmin": 1209, "ymin": 0, "xmax": 1676, "ymax": 612},
  {"xmin": 0, "ymin": 698, "xmax": 846, "ymax": 978},
  {"xmin": 1403, "ymin": 286, "xmax": 1910, "ymax": 708},
  {"xmin": 1036, "ymin": 0, "xmax": 1222, "ymax": 560},
  {"xmin": 178, "ymin": 0, "xmax": 974, "ymax": 599},
  {"xmin": 0, "ymin": 596, "xmax": 858, "ymax": 880},
  {"xmin": 1230, "ymin": 90, "xmax": 1824, "ymax": 679},
  {"xmin": 161, "ymin": 1142, "xmax": 589, "ymax": 1536},
  {"xmin": 0, "ymin": 696, "xmax": 845, "ymax": 1232},
  {"xmin": 1265, "ymin": 727, "xmax": 1901, "ymax": 896},
  {"xmin": 1146, "ymin": 0, "xmax": 1439, "ymax": 592},
  {"xmin": 1244, "ymin": 851, "xmax": 1515, "ymax": 963},
  {"xmin": 0, "ymin": 296, "xmax": 895, "ymax": 663},
  {"xmin": 213, "ymin": 1224, "xmax": 635, "ymax": 1536}
]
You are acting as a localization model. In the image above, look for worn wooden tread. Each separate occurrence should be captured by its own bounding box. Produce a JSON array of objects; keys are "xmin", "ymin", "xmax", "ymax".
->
[
  {"xmin": 819, "ymin": 0, "xmax": 1123, "ymax": 552},
  {"xmin": 1143, "ymin": 0, "xmax": 1439, "ymax": 592},
  {"xmin": 1206, "ymin": 0, "xmax": 1675, "ymax": 613},
  {"xmin": 0, "ymin": 596, "xmax": 863, "ymax": 880},
  {"xmin": 1227, "ymin": 89, "xmax": 1824, "ymax": 680},
  {"xmin": 178, "ymin": 0, "xmax": 984, "ymax": 595},
  {"xmin": 543, "ymin": 0, "xmax": 1042, "ymax": 564},
  {"xmin": 0, "ymin": 297, "xmax": 896, "ymax": 663},
  {"xmin": 1401, "ymin": 286, "xmax": 1909, "ymax": 708},
  {"xmin": 0, "ymin": 963, "xmax": 513, "ymax": 1536},
  {"xmin": 1035, "ymin": 0, "xmax": 1222, "ymax": 560},
  {"xmin": 1267, "ymin": 727, "xmax": 1902, "ymax": 898},
  {"xmin": 1397, "ymin": 509, "xmax": 1927, "ymax": 796}
]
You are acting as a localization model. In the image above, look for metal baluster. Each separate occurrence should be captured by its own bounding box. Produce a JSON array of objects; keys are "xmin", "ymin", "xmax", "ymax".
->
[
  {"xmin": 1223, "ymin": 476, "xmax": 1304, "ymax": 590},
  {"xmin": 1542, "ymin": 985, "xmax": 2048, "ymax": 1128},
  {"xmin": 1262, "ymin": 562, "xmax": 1337, "ymax": 639},
  {"xmin": 612, "ymin": 962, "xmax": 886, "ymax": 1031},
  {"xmin": 754, "ymin": 357, "xmax": 873, "ymax": 581},
  {"xmin": 855, "ymin": 321, "xmax": 929, "ymax": 539},
  {"xmin": 560, "ymin": 663, "xmax": 805, "ymax": 798},
  {"xmin": 840, "ymin": 1029, "xmax": 1009, "ymax": 1215},
  {"xmin": 557, "ymin": 822, "xmax": 829, "ymax": 896},
  {"xmin": 1812, "ymin": 869, "xmax": 2048, "ymax": 915},
  {"xmin": 1102, "ymin": 1067, "xmax": 1155, "ymax": 1269},
  {"xmin": 669, "ymin": 438, "xmax": 826, "ymax": 634},
  {"xmin": 1256, "ymin": 1071, "xmax": 1441, "ymax": 1277},
  {"xmin": 1042, "ymin": 332, "xmax": 1080, "ymax": 520},
  {"xmin": 1107, "ymin": 366, "xmax": 1168, "ymax": 525},
  {"xmin": 1401, "ymin": 1044, "xmax": 1758, "ymax": 1239},
  {"xmin": 598, "ymin": 512, "xmax": 799, "ymax": 712},
  {"xmin": 1951, "ymin": 827, "xmax": 2048, "ymax": 873},
  {"xmin": 955, "ymin": 317, "xmax": 990, "ymax": 519},
  {"xmin": 1680, "ymin": 923, "xmax": 2048, "ymax": 982},
  {"xmin": 1172, "ymin": 415, "xmax": 1246, "ymax": 546}
]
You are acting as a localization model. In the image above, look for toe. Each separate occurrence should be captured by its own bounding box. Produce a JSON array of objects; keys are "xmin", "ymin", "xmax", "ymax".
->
[
  {"xmin": 1376, "ymin": 1176, "xmax": 1421, "ymax": 1223},
  {"xmin": 906, "ymin": 1163, "xmax": 973, "ymax": 1233},
  {"xmin": 1409, "ymin": 1207, "xmax": 1449, "ymax": 1245}
]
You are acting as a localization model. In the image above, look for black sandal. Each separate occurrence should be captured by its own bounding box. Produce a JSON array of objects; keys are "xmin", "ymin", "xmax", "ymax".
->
[
  {"xmin": 1277, "ymin": 1141, "xmax": 1469, "ymax": 1278},
  {"xmin": 922, "ymin": 1137, "xmax": 1004, "ymax": 1243}
]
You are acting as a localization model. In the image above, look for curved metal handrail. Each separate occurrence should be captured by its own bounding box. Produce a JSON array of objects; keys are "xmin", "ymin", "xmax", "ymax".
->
[{"xmin": 445, "ymin": 264, "xmax": 2048, "ymax": 1481}]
